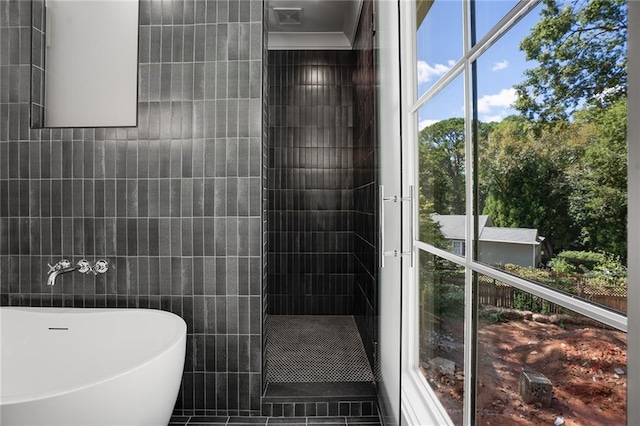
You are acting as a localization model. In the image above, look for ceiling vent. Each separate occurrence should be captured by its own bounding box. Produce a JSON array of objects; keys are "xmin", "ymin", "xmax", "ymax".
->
[{"xmin": 273, "ymin": 7, "xmax": 304, "ymax": 25}]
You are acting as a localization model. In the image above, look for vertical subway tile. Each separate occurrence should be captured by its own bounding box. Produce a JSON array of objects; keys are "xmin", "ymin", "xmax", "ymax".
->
[
  {"xmin": 182, "ymin": 218, "xmax": 193, "ymax": 256},
  {"xmin": 159, "ymin": 179, "xmax": 170, "ymax": 217},
  {"xmin": 170, "ymin": 179, "xmax": 182, "ymax": 217},
  {"xmin": 203, "ymin": 179, "xmax": 214, "ymax": 216},
  {"xmin": 171, "ymin": 218, "xmax": 182, "ymax": 256},
  {"xmin": 2, "ymin": 0, "xmax": 266, "ymax": 416},
  {"xmin": 204, "ymin": 139, "xmax": 216, "ymax": 177},
  {"xmin": 214, "ymin": 217, "xmax": 226, "ymax": 256},
  {"xmin": 193, "ymin": 178, "xmax": 204, "ymax": 217},
  {"xmin": 203, "ymin": 218, "xmax": 215, "ymax": 256},
  {"xmin": 172, "ymin": 26, "xmax": 184, "ymax": 63},
  {"xmin": 83, "ymin": 218, "xmax": 94, "ymax": 256},
  {"xmin": 171, "ymin": 257, "xmax": 182, "ymax": 295},
  {"xmin": 193, "ymin": 256, "xmax": 204, "ymax": 294},
  {"xmin": 191, "ymin": 140, "xmax": 204, "ymax": 179},
  {"xmin": 138, "ymin": 179, "xmax": 149, "ymax": 218}
]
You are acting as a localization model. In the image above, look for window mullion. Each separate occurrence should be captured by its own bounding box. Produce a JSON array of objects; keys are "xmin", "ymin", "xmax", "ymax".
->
[
  {"xmin": 467, "ymin": 0, "xmax": 541, "ymax": 63},
  {"xmin": 462, "ymin": 0, "xmax": 475, "ymax": 424}
]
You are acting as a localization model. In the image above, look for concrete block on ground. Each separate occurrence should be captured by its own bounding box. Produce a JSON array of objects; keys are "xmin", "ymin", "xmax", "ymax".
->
[{"xmin": 519, "ymin": 370, "xmax": 553, "ymax": 407}]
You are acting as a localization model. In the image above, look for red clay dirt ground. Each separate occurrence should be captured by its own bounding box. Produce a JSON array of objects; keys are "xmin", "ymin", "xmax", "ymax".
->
[{"xmin": 421, "ymin": 315, "xmax": 627, "ymax": 425}]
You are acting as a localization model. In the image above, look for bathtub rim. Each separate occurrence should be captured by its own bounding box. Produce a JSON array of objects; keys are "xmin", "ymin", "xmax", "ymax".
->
[{"xmin": 0, "ymin": 307, "xmax": 187, "ymax": 406}]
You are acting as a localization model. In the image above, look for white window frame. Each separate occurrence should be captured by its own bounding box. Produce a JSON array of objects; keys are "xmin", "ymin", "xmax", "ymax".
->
[{"xmin": 399, "ymin": 0, "xmax": 635, "ymax": 424}]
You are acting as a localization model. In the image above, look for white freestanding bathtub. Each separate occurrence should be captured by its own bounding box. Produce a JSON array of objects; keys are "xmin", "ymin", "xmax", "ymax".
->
[{"xmin": 0, "ymin": 307, "xmax": 187, "ymax": 426}]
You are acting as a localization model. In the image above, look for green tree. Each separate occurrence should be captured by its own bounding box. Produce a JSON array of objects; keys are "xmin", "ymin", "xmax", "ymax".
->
[
  {"xmin": 419, "ymin": 118, "xmax": 466, "ymax": 215},
  {"xmin": 480, "ymin": 116, "xmax": 585, "ymax": 259},
  {"xmin": 568, "ymin": 97, "xmax": 627, "ymax": 259},
  {"xmin": 515, "ymin": 0, "xmax": 627, "ymax": 122},
  {"xmin": 418, "ymin": 193, "xmax": 447, "ymax": 249},
  {"xmin": 419, "ymin": 118, "xmax": 494, "ymax": 215}
]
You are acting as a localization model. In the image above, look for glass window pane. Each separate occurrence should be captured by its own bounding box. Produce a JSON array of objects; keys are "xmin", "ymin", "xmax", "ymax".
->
[
  {"xmin": 472, "ymin": 0, "xmax": 519, "ymax": 45},
  {"xmin": 416, "ymin": 0, "xmax": 463, "ymax": 98},
  {"xmin": 417, "ymin": 74, "xmax": 466, "ymax": 253},
  {"xmin": 419, "ymin": 250, "xmax": 465, "ymax": 423},
  {"xmin": 476, "ymin": 273, "xmax": 627, "ymax": 425},
  {"xmin": 475, "ymin": 1, "xmax": 627, "ymax": 313}
]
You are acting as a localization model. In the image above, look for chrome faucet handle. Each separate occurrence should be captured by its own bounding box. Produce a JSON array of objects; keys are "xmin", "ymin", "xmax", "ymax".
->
[
  {"xmin": 77, "ymin": 259, "xmax": 92, "ymax": 274},
  {"xmin": 92, "ymin": 259, "xmax": 109, "ymax": 275},
  {"xmin": 47, "ymin": 259, "xmax": 70, "ymax": 274}
]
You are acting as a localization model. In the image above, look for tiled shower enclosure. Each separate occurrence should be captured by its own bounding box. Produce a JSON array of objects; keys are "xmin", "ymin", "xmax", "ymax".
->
[
  {"xmin": 265, "ymin": 0, "xmax": 378, "ymax": 372},
  {"xmin": 262, "ymin": 0, "xmax": 379, "ymax": 415}
]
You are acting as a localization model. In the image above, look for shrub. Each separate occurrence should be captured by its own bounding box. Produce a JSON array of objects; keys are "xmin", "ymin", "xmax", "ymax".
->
[
  {"xmin": 549, "ymin": 257, "xmax": 576, "ymax": 274},
  {"xmin": 592, "ymin": 253, "xmax": 627, "ymax": 286},
  {"xmin": 551, "ymin": 251, "xmax": 627, "ymax": 287},
  {"xmin": 513, "ymin": 289, "xmax": 563, "ymax": 315},
  {"xmin": 434, "ymin": 281, "xmax": 465, "ymax": 318},
  {"xmin": 556, "ymin": 250, "xmax": 607, "ymax": 270},
  {"xmin": 420, "ymin": 269, "xmax": 466, "ymax": 319},
  {"xmin": 479, "ymin": 308, "xmax": 505, "ymax": 324}
]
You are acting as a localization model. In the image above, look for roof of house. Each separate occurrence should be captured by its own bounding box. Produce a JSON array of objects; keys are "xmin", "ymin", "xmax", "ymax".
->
[
  {"xmin": 480, "ymin": 227, "xmax": 540, "ymax": 245},
  {"xmin": 432, "ymin": 215, "xmax": 491, "ymax": 240},
  {"xmin": 431, "ymin": 214, "xmax": 541, "ymax": 245}
]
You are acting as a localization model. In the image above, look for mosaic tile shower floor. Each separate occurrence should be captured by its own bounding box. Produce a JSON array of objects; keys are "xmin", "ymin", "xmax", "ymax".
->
[{"xmin": 265, "ymin": 316, "xmax": 374, "ymax": 383}]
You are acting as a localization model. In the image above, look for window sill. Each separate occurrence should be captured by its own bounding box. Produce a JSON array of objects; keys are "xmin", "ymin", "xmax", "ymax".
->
[{"xmin": 401, "ymin": 370, "xmax": 454, "ymax": 426}]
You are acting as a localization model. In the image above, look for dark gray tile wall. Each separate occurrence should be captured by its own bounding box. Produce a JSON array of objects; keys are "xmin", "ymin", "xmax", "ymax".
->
[
  {"xmin": 169, "ymin": 414, "xmax": 382, "ymax": 426},
  {"xmin": 30, "ymin": 0, "xmax": 44, "ymax": 127},
  {"xmin": 352, "ymin": 0, "xmax": 378, "ymax": 370},
  {"xmin": 261, "ymin": 401, "xmax": 377, "ymax": 418},
  {"xmin": 0, "ymin": 0, "xmax": 264, "ymax": 416},
  {"xmin": 266, "ymin": 50, "xmax": 356, "ymax": 315}
]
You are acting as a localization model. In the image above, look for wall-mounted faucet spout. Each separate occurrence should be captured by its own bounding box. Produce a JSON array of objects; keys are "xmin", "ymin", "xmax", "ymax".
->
[{"xmin": 46, "ymin": 259, "xmax": 92, "ymax": 286}]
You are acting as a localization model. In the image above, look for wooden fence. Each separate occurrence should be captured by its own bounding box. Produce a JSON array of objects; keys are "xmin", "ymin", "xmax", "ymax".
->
[{"xmin": 476, "ymin": 276, "xmax": 627, "ymax": 314}]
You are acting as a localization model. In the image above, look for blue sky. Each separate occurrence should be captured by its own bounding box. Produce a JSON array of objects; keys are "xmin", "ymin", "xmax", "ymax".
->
[{"xmin": 417, "ymin": 1, "xmax": 543, "ymax": 129}]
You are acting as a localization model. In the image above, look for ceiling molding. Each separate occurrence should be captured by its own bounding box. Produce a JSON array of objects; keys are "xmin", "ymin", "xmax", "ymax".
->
[{"xmin": 268, "ymin": 32, "xmax": 353, "ymax": 50}]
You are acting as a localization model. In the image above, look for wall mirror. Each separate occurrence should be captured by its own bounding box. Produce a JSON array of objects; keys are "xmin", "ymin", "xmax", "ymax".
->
[{"xmin": 31, "ymin": 0, "xmax": 139, "ymax": 128}]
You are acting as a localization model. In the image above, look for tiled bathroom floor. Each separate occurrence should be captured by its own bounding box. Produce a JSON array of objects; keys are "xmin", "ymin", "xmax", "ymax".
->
[{"xmin": 169, "ymin": 415, "xmax": 382, "ymax": 426}]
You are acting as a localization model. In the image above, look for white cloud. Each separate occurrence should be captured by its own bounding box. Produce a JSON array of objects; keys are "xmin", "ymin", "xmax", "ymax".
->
[
  {"xmin": 417, "ymin": 60, "xmax": 454, "ymax": 84},
  {"xmin": 477, "ymin": 88, "xmax": 517, "ymax": 114},
  {"xmin": 492, "ymin": 60, "xmax": 509, "ymax": 72},
  {"xmin": 593, "ymin": 84, "xmax": 625, "ymax": 103},
  {"xmin": 419, "ymin": 119, "xmax": 439, "ymax": 130},
  {"xmin": 482, "ymin": 113, "xmax": 508, "ymax": 123}
]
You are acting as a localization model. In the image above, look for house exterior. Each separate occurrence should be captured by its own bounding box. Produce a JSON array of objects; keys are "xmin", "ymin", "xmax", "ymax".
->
[{"xmin": 432, "ymin": 215, "xmax": 544, "ymax": 268}]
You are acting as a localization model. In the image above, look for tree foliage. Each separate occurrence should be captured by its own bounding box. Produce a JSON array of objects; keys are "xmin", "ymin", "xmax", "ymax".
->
[
  {"xmin": 418, "ymin": 0, "xmax": 628, "ymax": 262},
  {"xmin": 418, "ymin": 193, "xmax": 447, "ymax": 249},
  {"xmin": 418, "ymin": 109, "xmax": 627, "ymax": 260},
  {"xmin": 479, "ymin": 116, "xmax": 586, "ymax": 258},
  {"xmin": 568, "ymin": 98, "xmax": 627, "ymax": 258},
  {"xmin": 419, "ymin": 118, "xmax": 466, "ymax": 215},
  {"xmin": 515, "ymin": 0, "xmax": 627, "ymax": 122},
  {"xmin": 419, "ymin": 118, "xmax": 494, "ymax": 215}
]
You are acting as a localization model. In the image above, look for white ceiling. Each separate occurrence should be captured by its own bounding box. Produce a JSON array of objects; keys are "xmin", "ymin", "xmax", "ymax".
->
[{"xmin": 266, "ymin": 0, "xmax": 364, "ymax": 50}]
